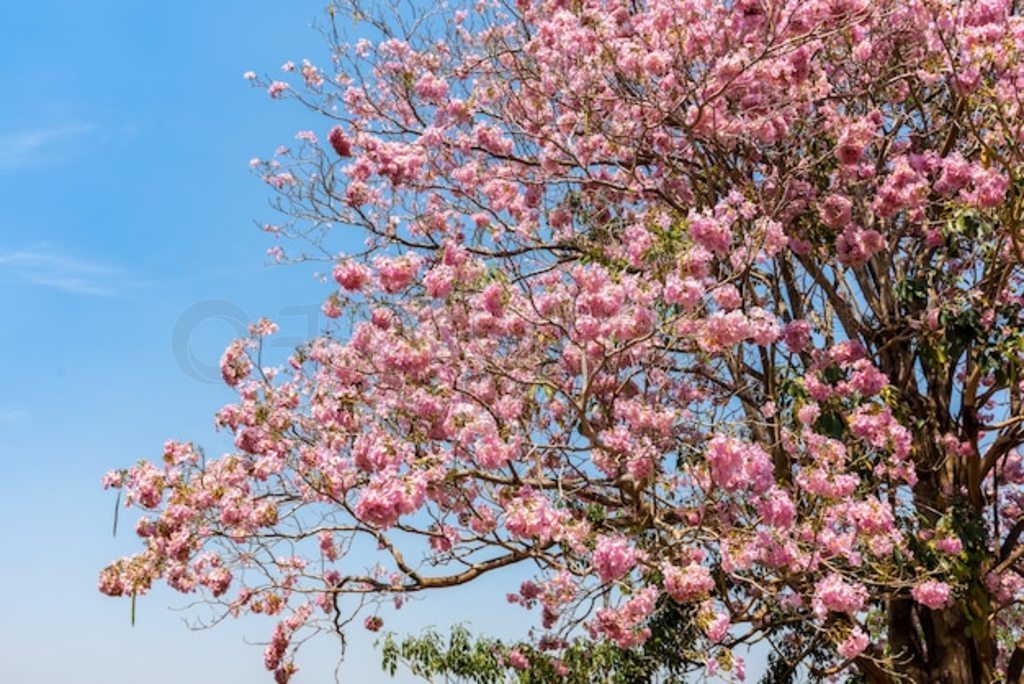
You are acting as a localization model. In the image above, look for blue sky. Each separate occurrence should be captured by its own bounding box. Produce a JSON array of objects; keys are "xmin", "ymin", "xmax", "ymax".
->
[{"xmin": 0, "ymin": 2, "xmax": 533, "ymax": 682}]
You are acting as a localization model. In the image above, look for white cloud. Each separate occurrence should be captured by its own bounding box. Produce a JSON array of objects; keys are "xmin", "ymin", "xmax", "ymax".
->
[
  {"xmin": 0, "ymin": 123, "xmax": 95, "ymax": 169},
  {"xmin": 0, "ymin": 246, "xmax": 119, "ymax": 295}
]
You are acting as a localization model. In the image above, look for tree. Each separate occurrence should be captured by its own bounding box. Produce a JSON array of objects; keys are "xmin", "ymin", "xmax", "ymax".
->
[{"xmin": 100, "ymin": 0, "xmax": 1024, "ymax": 681}]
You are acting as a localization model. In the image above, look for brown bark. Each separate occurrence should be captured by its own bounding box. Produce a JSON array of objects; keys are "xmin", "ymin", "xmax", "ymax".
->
[{"xmin": 861, "ymin": 602, "xmax": 995, "ymax": 683}]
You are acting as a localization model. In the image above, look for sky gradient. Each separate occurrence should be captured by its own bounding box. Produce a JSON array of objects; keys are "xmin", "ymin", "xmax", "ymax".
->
[{"xmin": 0, "ymin": 2, "xmax": 532, "ymax": 681}]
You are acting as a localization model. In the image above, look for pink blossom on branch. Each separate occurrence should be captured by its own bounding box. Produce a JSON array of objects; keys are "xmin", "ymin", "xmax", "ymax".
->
[
  {"xmin": 592, "ymin": 535, "xmax": 637, "ymax": 584},
  {"xmin": 912, "ymin": 580, "xmax": 952, "ymax": 610},
  {"xmin": 100, "ymin": 0, "xmax": 1024, "ymax": 680}
]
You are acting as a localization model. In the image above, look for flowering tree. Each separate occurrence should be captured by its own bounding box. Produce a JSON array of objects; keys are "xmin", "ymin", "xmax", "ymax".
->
[{"xmin": 100, "ymin": 0, "xmax": 1024, "ymax": 681}]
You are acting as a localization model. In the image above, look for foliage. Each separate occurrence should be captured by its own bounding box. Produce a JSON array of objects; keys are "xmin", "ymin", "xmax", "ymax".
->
[{"xmin": 380, "ymin": 597, "xmax": 701, "ymax": 684}]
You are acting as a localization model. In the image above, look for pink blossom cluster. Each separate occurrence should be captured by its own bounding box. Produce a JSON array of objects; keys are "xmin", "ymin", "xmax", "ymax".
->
[
  {"xmin": 592, "ymin": 535, "xmax": 638, "ymax": 583},
  {"xmin": 704, "ymin": 435, "xmax": 774, "ymax": 495},
  {"xmin": 663, "ymin": 562, "xmax": 715, "ymax": 603}
]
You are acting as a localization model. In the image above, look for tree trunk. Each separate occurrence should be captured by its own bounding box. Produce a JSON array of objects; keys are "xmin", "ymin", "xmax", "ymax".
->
[
  {"xmin": 924, "ymin": 606, "xmax": 994, "ymax": 683},
  {"xmin": 861, "ymin": 603, "xmax": 996, "ymax": 683},
  {"xmin": 869, "ymin": 346, "xmax": 999, "ymax": 683}
]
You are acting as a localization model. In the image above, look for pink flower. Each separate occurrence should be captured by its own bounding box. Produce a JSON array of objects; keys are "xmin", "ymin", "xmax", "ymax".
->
[
  {"xmin": 274, "ymin": 664, "xmax": 297, "ymax": 684},
  {"xmin": 100, "ymin": 2, "xmax": 1024, "ymax": 675},
  {"xmin": 819, "ymin": 194, "xmax": 853, "ymax": 229},
  {"xmin": 480, "ymin": 282, "xmax": 505, "ymax": 316},
  {"xmin": 705, "ymin": 610, "xmax": 730, "ymax": 643},
  {"xmin": 354, "ymin": 470, "xmax": 427, "ymax": 528},
  {"xmin": 504, "ymin": 490, "xmax": 564, "ymax": 542},
  {"xmin": 797, "ymin": 403, "xmax": 820, "ymax": 426},
  {"xmin": 590, "ymin": 586, "xmax": 658, "ymax": 648},
  {"xmin": 934, "ymin": 153, "xmax": 972, "ymax": 195},
  {"xmin": 220, "ymin": 339, "xmax": 252, "ymax": 387},
  {"xmin": 266, "ymin": 172, "xmax": 297, "ymax": 189},
  {"xmin": 912, "ymin": 580, "xmax": 951, "ymax": 609},
  {"xmin": 836, "ymin": 225, "xmax": 884, "ymax": 267},
  {"xmin": 663, "ymin": 275, "xmax": 704, "ymax": 310},
  {"xmin": 688, "ymin": 212, "xmax": 731, "ymax": 255},
  {"xmin": 474, "ymin": 434, "xmax": 515, "ymax": 469},
  {"xmin": 782, "ymin": 320, "xmax": 812, "ymax": 353},
  {"xmin": 423, "ymin": 264, "xmax": 455, "ymax": 298},
  {"xmin": 374, "ymin": 254, "xmax": 421, "ymax": 293},
  {"xmin": 101, "ymin": 470, "xmax": 124, "ymax": 489},
  {"xmin": 267, "ymin": 81, "xmax": 289, "ymax": 98},
  {"xmin": 162, "ymin": 440, "xmax": 199, "ymax": 466},
  {"xmin": 812, "ymin": 573, "xmax": 867, "ymax": 619},
  {"xmin": 333, "ymin": 260, "xmax": 371, "ymax": 291},
  {"xmin": 835, "ymin": 118, "xmax": 876, "ymax": 165},
  {"xmin": 322, "ymin": 295, "xmax": 343, "ymax": 319},
  {"xmin": 755, "ymin": 487, "xmax": 795, "ymax": 528},
  {"xmin": 249, "ymin": 317, "xmax": 278, "ymax": 337},
  {"xmin": 701, "ymin": 310, "xmax": 751, "ymax": 350},
  {"xmin": 747, "ymin": 307, "xmax": 781, "ymax": 345},
  {"xmin": 642, "ymin": 51, "xmax": 671, "ymax": 75},
  {"xmin": 203, "ymin": 567, "xmax": 233, "ymax": 597},
  {"xmin": 301, "ymin": 59, "xmax": 324, "ymax": 88},
  {"xmin": 847, "ymin": 359, "xmax": 888, "ymax": 396},
  {"xmin": 961, "ymin": 165, "xmax": 1008, "ymax": 209},
  {"xmin": 713, "ymin": 284, "xmax": 742, "ymax": 310},
  {"xmin": 663, "ymin": 563, "xmax": 715, "ymax": 602},
  {"xmin": 328, "ymin": 126, "xmax": 352, "ymax": 157},
  {"xmin": 704, "ymin": 435, "xmax": 773, "ymax": 495},
  {"xmin": 506, "ymin": 650, "xmax": 529, "ymax": 670},
  {"xmin": 836, "ymin": 138, "xmax": 864, "ymax": 165},
  {"xmin": 318, "ymin": 531, "xmax": 338, "ymax": 561},
  {"xmin": 592, "ymin": 535, "xmax": 637, "ymax": 583},
  {"xmin": 838, "ymin": 627, "xmax": 870, "ymax": 659},
  {"xmin": 705, "ymin": 658, "xmax": 718, "ymax": 677},
  {"xmin": 414, "ymin": 73, "xmax": 449, "ymax": 103}
]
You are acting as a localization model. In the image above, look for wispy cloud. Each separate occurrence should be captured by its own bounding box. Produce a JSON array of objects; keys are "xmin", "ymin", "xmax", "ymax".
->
[
  {"xmin": 0, "ymin": 123, "xmax": 95, "ymax": 169},
  {"xmin": 0, "ymin": 246, "xmax": 121, "ymax": 295}
]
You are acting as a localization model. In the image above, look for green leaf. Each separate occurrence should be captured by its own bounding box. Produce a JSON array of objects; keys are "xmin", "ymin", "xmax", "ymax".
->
[{"xmin": 814, "ymin": 412, "xmax": 847, "ymax": 440}]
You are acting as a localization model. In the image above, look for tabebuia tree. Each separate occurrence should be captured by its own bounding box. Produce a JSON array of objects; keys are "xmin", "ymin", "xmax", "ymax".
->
[{"xmin": 100, "ymin": 0, "xmax": 1024, "ymax": 681}]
